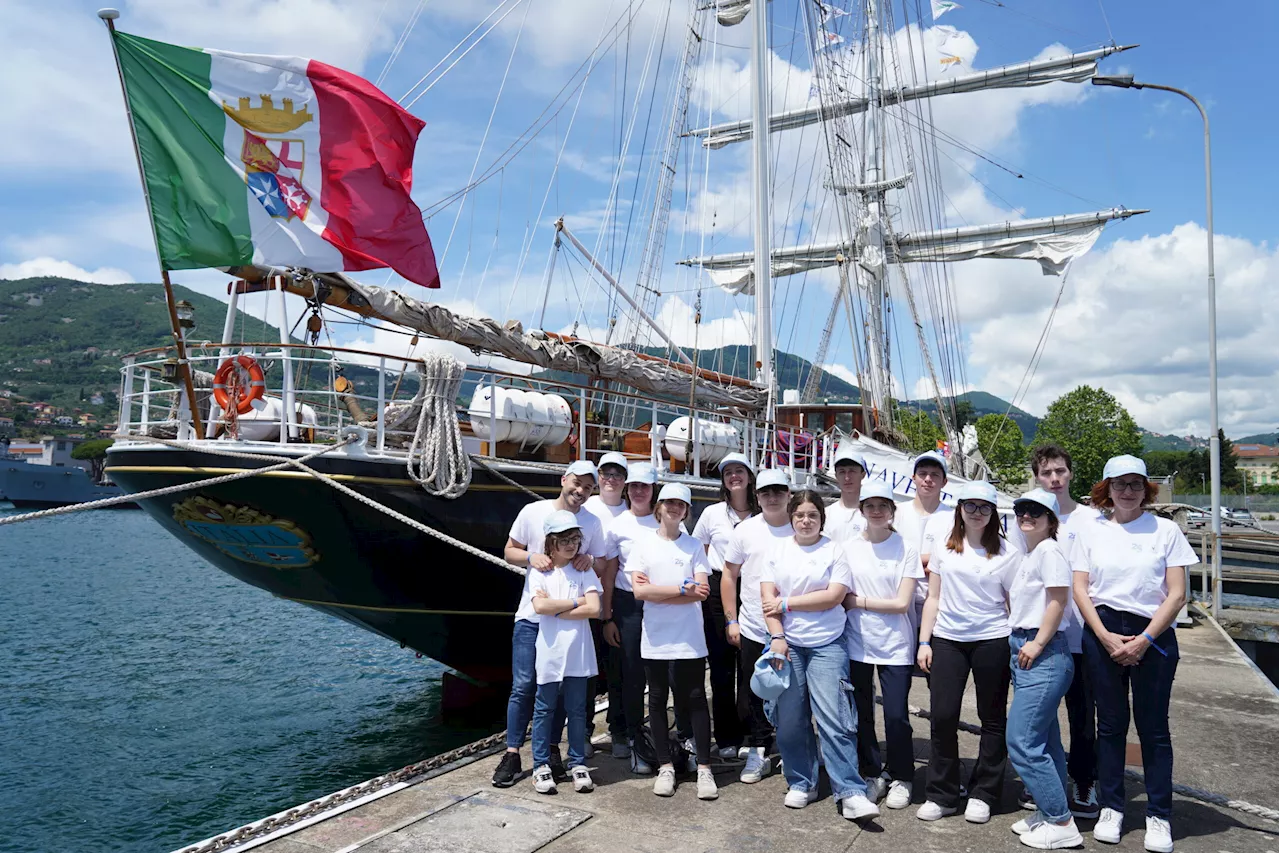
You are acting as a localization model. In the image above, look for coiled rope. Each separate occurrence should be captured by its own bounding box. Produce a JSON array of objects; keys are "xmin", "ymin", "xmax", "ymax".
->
[{"xmin": 405, "ymin": 353, "xmax": 472, "ymax": 499}]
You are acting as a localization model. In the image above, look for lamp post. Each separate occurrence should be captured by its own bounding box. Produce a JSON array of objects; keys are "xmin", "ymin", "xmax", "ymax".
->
[{"xmin": 1093, "ymin": 74, "xmax": 1222, "ymax": 617}]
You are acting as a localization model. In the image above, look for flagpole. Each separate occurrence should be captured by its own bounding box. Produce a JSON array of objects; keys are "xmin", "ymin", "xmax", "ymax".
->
[{"xmin": 97, "ymin": 7, "xmax": 204, "ymax": 438}]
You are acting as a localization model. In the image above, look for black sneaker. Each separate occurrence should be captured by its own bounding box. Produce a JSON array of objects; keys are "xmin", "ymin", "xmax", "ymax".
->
[
  {"xmin": 491, "ymin": 751, "xmax": 521, "ymax": 788},
  {"xmin": 549, "ymin": 746, "xmax": 570, "ymax": 783},
  {"xmin": 1069, "ymin": 780, "xmax": 1100, "ymax": 820},
  {"xmin": 1018, "ymin": 787, "xmax": 1036, "ymax": 811}
]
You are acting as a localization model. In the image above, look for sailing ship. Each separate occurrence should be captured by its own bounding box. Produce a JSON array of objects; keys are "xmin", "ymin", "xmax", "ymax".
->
[{"xmin": 101, "ymin": 1, "xmax": 1143, "ymax": 685}]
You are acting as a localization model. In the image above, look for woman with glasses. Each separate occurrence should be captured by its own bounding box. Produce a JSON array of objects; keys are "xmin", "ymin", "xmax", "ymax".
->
[
  {"xmin": 1005, "ymin": 489, "xmax": 1082, "ymax": 849},
  {"xmin": 843, "ymin": 480, "xmax": 924, "ymax": 810},
  {"xmin": 761, "ymin": 489, "xmax": 879, "ymax": 821},
  {"xmin": 1073, "ymin": 456, "xmax": 1193, "ymax": 853},
  {"xmin": 916, "ymin": 481, "xmax": 1020, "ymax": 825}
]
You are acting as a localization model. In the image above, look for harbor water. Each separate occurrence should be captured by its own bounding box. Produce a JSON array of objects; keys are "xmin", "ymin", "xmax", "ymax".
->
[{"xmin": 0, "ymin": 508, "xmax": 501, "ymax": 853}]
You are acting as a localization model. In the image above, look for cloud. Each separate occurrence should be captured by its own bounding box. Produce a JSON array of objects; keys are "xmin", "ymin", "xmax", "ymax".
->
[
  {"xmin": 0, "ymin": 257, "xmax": 134, "ymax": 284},
  {"xmin": 964, "ymin": 223, "xmax": 1278, "ymax": 436}
]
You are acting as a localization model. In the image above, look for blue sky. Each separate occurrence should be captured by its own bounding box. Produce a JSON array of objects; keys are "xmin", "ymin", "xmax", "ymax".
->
[{"xmin": 0, "ymin": 0, "xmax": 1275, "ymax": 437}]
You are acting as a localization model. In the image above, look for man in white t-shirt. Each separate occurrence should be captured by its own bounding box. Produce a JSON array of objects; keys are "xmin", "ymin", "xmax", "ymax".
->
[
  {"xmin": 492, "ymin": 460, "xmax": 609, "ymax": 788},
  {"xmin": 895, "ymin": 451, "xmax": 954, "ymax": 624},
  {"xmin": 825, "ymin": 445, "xmax": 868, "ymax": 543},
  {"xmin": 581, "ymin": 451, "xmax": 629, "ymax": 750},
  {"xmin": 1030, "ymin": 443, "xmax": 1103, "ymax": 819}
]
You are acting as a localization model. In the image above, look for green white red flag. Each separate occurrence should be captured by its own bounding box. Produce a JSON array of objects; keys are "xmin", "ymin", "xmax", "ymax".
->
[{"xmin": 112, "ymin": 31, "xmax": 440, "ymax": 288}]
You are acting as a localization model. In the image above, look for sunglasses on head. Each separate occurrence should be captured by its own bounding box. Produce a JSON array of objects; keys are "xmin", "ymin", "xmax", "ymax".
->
[{"xmin": 1014, "ymin": 503, "xmax": 1049, "ymax": 519}]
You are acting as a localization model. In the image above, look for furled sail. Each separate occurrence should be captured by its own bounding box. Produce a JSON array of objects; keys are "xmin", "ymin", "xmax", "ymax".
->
[
  {"xmin": 234, "ymin": 266, "xmax": 768, "ymax": 411},
  {"xmin": 713, "ymin": 0, "xmax": 750, "ymax": 26},
  {"xmin": 680, "ymin": 208, "xmax": 1145, "ymax": 294},
  {"xmin": 687, "ymin": 44, "xmax": 1136, "ymax": 148}
]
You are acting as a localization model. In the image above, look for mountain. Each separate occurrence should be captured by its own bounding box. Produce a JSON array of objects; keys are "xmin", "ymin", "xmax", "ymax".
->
[
  {"xmin": 1235, "ymin": 432, "xmax": 1279, "ymax": 446},
  {"xmin": 1140, "ymin": 431, "xmax": 1200, "ymax": 452},
  {"xmin": 908, "ymin": 391, "xmax": 1041, "ymax": 442}
]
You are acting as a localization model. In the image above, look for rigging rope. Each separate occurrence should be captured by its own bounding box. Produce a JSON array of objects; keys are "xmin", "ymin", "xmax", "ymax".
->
[{"xmin": 405, "ymin": 354, "xmax": 473, "ymax": 499}]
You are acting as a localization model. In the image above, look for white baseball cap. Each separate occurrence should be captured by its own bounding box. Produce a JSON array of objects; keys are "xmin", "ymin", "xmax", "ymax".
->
[
  {"xmin": 625, "ymin": 462, "xmax": 657, "ymax": 485},
  {"xmin": 911, "ymin": 451, "xmax": 949, "ymax": 476},
  {"xmin": 755, "ymin": 469, "xmax": 791, "ymax": 491},
  {"xmin": 564, "ymin": 460, "xmax": 598, "ymax": 480},
  {"xmin": 858, "ymin": 480, "xmax": 896, "ymax": 503},
  {"xmin": 832, "ymin": 446, "xmax": 868, "ymax": 473},
  {"xmin": 657, "ymin": 482, "xmax": 692, "ymax": 505},
  {"xmin": 956, "ymin": 480, "xmax": 998, "ymax": 505},
  {"xmin": 543, "ymin": 509, "xmax": 582, "ymax": 535},
  {"xmin": 718, "ymin": 452, "xmax": 754, "ymax": 476},
  {"xmin": 598, "ymin": 451, "xmax": 629, "ymax": 472},
  {"xmin": 1103, "ymin": 454, "xmax": 1147, "ymax": 480},
  {"xmin": 1014, "ymin": 488, "xmax": 1060, "ymax": 515}
]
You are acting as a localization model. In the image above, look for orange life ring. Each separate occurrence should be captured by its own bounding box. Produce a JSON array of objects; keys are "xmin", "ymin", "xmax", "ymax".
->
[{"xmin": 213, "ymin": 355, "xmax": 266, "ymax": 415}]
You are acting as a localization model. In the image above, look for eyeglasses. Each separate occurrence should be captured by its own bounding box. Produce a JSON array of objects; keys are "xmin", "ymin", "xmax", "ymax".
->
[
  {"xmin": 791, "ymin": 511, "xmax": 822, "ymax": 523},
  {"xmin": 598, "ymin": 469, "xmax": 626, "ymax": 481},
  {"xmin": 961, "ymin": 501, "xmax": 994, "ymax": 516},
  {"xmin": 555, "ymin": 535, "xmax": 583, "ymax": 547},
  {"xmin": 1110, "ymin": 479, "xmax": 1147, "ymax": 493},
  {"xmin": 1014, "ymin": 504, "xmax": 1049, "ymax": 519}
]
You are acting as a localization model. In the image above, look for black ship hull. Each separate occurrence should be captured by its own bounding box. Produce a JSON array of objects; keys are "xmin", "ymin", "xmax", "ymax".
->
[{"xmin": 106, "ymin": 445, "xmax": 711, "ymax": 683}]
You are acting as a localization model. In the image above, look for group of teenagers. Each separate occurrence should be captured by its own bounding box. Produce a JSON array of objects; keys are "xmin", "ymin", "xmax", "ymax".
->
[{"xmin": 491, "ymin": 440, "xmax": 1195, "ymax": 853}]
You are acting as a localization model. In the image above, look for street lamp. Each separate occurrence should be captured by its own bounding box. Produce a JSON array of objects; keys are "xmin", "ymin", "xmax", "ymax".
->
[{"xmin": 1093, "ymin": 74, "xmax": 1222, "ymax": 616}]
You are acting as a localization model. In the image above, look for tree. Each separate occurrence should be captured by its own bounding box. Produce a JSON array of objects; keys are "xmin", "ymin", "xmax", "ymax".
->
[
  {"xmin": 975, "ymin": 413, "xmax": 1028, "ymax": 487},
  {"xmin": 1033, "ymin": 386, "xmax": 1143, "ymax": 499},
  {"xmin": 892, "ymin": 403, "xmax": 944, "ymax": 455},
  {"xmin": 1219, "ymin": 429, "xmax": 1242, "ymax": 491},
  {"xmin": 71, "ymin": 437, "xmax": 113, "ymax": 482}
]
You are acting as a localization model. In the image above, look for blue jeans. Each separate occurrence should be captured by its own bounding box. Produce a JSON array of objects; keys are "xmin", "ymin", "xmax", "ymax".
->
[
  {"xmin": 533, "ymin": 676, "xmax": 589, "ymax": 769},
  {"xmin": 1007, "ymin": 630, "xmax": 1074, "ymax": 823},
  {"xmin": 505, "ymin": 619, "xmax": 565, "ymax": 750},
  {"xmin": 1083, "ymin": 606, "xmax": 1179, "ymax": 818},
  {"xmin": 768, "ymin": 641, "xmax": 867, "ymax": 801}
]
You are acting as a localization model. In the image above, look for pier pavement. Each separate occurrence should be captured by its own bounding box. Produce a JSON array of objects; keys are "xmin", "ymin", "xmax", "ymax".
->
[{"xmin": 242, "ymin": 611, "xmax": 1276, "ymax": 853}]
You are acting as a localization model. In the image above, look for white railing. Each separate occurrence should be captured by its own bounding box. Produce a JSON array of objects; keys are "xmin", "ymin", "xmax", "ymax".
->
[{"xmin": 116, "ymin": 343, "xmax": 836, "ymax": 483}]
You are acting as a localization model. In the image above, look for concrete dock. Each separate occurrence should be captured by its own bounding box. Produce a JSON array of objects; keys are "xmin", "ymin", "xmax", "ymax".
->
[{"xmin": 206, "ymin": 611, "xmax": 1277, "ymax": 853}]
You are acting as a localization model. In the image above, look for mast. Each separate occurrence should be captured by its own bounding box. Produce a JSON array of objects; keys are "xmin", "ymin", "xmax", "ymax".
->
[
  {"xmin": 749, "ymin": 0, "xmax": 774, "ymax": 395},
  {"xmin": 860, "ymin": 0, "xmax": 891, "ymax": 416}
]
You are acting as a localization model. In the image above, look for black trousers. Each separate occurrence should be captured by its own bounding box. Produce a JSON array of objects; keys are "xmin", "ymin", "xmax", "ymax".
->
[
  {"xmin": 604, "ymin": 589, "xmax": 646, "ymax": 740},
  {"xmin": 1065, "ymin": 651, "xmax": 1096, "ymax": 787},
  {"xmin": 702, "ymin": 570, "xmax": 743, "ymax": 749},
  {"xmin": 736, "ymin": 635, "xmax": 776, "ymax": 752},
  {"xmin": 926, "ymin": 635, "xmax": 1011, "ymax": 808},
  {"xmin": 850, "ymin": 661, "xmax": 915, "ymax": 782},
  {"xmin": 644, "ymin": 656, "xmax": 712, "ymax": 766}
]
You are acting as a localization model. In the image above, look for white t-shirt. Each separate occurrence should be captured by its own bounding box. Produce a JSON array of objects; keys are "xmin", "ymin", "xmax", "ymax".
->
[
  {"xmin": 929, "ymin": 541, "xmax": 1021, "ymax": 642},
  {"xmin": 693, "ymin": 501, "xmax": 754, "ymax": 571},
  {"xmin": 844, "ymin": 533, "xmax": 926, "ymax": 665},
  {"xmin": 895, "ymin": 499, "xmax": 953, "ymax": 558},
  {"xmin": 1074, "ymin": 512, "xmax": 1198, "ymax": 620},
  {"xmin": 627, "ymin": 531, "xmax": 711, "ymax": 660},
  {"xmin": 603, "ymin": 511, "xmax": 660, "ymax": 593},
  {"xmin": 583, "ymin": 494, "xmax": 628, "ymax": 532},
  {"xmin": 1007, "ymin": 539, "xmax": 1072, "ymax": 634},
  {"xmin": 824, "ymin": 499, "xmax": 867, "ymax": 543},
  {"xmin": 760, "ymin": 536, "xmax": 854, "ymax": 648},
  {"xmin": 1056, "ymin": 503, "xmax": 1103, "ymax": 652},
  {"xmin": 530, "ymin": 564, "xmax": 603, "ymax": 684},
  {"xmin": 510, "ymin": 500, "xmax": 608, "ymax": 623},
  {"xmin": 722, "ymin": 515, "xmax": 795, "ymax": 644}
]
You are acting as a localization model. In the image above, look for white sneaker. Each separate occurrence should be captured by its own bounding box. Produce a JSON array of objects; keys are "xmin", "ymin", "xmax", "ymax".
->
[
  {"xmin": 653, "ymin": 767, "xmax": 676, "ymax": 797},
  {"xmin": 533, "ymin": 764, "xmax": 557, "ymax": 795},
  {"xmin": 1020, "ymin": 818, "xmax": 1084, "ymax": 850},
  {"xmin": 864, "ymin": 776, "xmax": 887, "ymax": 803},
  {"xmin": 697, "ymin": 768, "xmax": 719, "ymax": 800},
  {"xmin": 739, "ymin": 747, "xmax": 771, "ymax": 783},
  {"xmin": 964, "ymin": 798, "xmax": 991, "ymax": 824},
  {"xmin": 738, "ymin": 745, "xmax": 751, "ymax": 759},
  {"xmin": 885, "ymin": 780, "xmax": 912, "ymax": 809},
  {"xmin": 784, "ymin": 788, "xmax": 819, "ymax": 809},
  {"xmin": 717, "ymin": 745, "xmax": 741, "ymax": 760},
  {"xmin": 571, "ymin": 765, "xmax": 594, "ymax": 793},
  {"xmin": 841, "ymin": 793, "xmax": 881, "ymax": 820},
  {"xmin": 916, "ymin": 800, "xmax": 958, "ymax": 821},
  {"xmin": 1093, "ymin": 808, "xmax": 1123, "ymax": 844},
  {"xmin": 1012, "ymin": 811, "xmax": 1045, "ymax": 835},
  {"xmin": 1143, "ymin": 816, "xmax": 1173, "ymax": 853}
]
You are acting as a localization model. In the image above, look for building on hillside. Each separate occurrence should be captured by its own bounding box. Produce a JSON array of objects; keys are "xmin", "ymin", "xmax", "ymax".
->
[
  {"xmin": 54, "ymin": 415, "xmax": 74, "ymax": 426},
  {"xmin": 90, "ymin": 392, "xmax": 105, "ymax": 405},
  {"xmin": 1236, "ymin": 444, "xmax": 1279, "ymax": 488}
]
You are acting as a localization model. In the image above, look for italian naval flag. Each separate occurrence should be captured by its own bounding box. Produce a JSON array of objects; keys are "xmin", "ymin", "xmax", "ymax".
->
[{"xmin": 112, "ymin": 31, "xmax": 440, "ymax": 288}]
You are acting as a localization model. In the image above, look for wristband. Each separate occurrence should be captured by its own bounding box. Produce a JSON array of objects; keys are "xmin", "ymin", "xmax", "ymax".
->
[
  {"xmin": 725, "ymin": 619, "xmax": 739, "ymax": 627},
  {"xmin": 1142, "ymin": 631, "xmax": 1169, "ymax": 656},
  {"xmin": 919, "ymin": 640, "xmax": 931, "ymax": 646},
  {"xmin": 780, "ymin": 598, "xmax": 789, "ymax": 614},
  {"xmin": 770, "ymin": 633, "xmax": 786, "ymax": 642}
]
